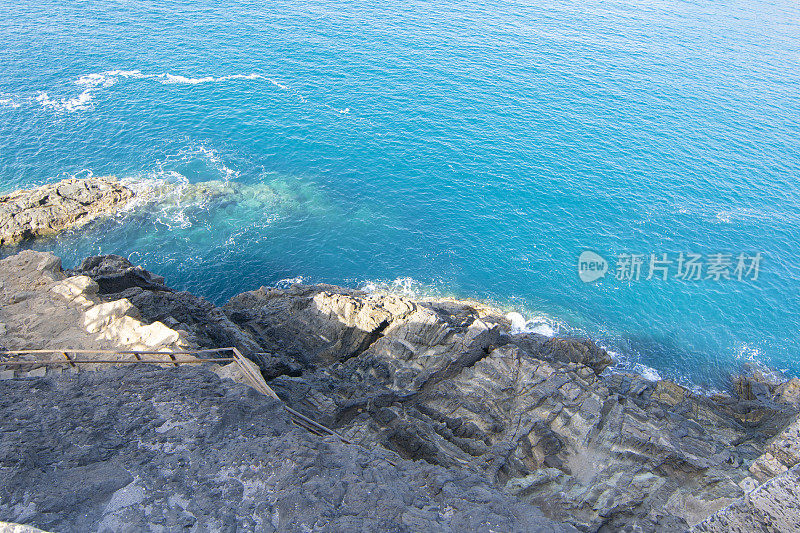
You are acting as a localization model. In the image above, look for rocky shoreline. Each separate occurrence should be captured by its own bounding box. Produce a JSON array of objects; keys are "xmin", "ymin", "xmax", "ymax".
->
[
  {"xmin": 0, "ymin": 249, "xmax": 798, "ymax": 531},
  {"xmin": 1, "ymin": 178, "xmax": 799, "ymax": 531},
  {"xmin": 0, "ymin": 178, "xmax": 134, "ymax": 246}
]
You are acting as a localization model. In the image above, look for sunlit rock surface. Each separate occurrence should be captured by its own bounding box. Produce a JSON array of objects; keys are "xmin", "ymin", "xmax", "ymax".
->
[
  {"xmin": 2, "ymin": 251, "xmax": 800, "ymax": 531},
  {"xmin": 0, "ymin": 178, "xmax": 133, "ymax": 246}
]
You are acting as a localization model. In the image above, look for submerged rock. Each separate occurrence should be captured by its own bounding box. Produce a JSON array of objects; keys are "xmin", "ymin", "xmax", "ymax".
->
[{"xmin": 0, "ymin": 177, "xmax": 133, "ymax": 246}]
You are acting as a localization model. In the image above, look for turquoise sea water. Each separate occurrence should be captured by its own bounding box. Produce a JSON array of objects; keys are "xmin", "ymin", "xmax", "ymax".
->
[{"xmin": 1, "ymin": 0, "xmax": 799, "ymax": 387}]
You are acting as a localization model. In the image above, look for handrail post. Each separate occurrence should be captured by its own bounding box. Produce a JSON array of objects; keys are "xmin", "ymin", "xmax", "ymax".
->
[{"xmin": 61, "ymin": 352, "xmax": 76, "ymax": 369}]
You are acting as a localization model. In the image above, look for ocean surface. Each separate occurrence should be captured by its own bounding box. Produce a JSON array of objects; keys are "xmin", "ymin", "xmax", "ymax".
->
[{"xmin": 1, "ymin": 0, "xmax": 799, "ymax": 388}]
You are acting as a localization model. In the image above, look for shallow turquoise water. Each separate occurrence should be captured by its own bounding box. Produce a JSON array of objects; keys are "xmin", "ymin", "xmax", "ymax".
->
[{"xmin": 1, "ymin": 0, "xmax": 799, "ymax": 386}]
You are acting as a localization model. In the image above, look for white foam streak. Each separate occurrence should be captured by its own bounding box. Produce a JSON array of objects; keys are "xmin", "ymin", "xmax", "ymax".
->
[
  {"xmin": 155, "ymin": 72, "xmax": 286, "ymax": 89},
  {"xmin": 506, "ymin": 311, "xmax": 557, "ymax": 336},
  {"xmin": 34, "ymin": 70, "xmax": 288, "ymax": 113},
  {"xmin": 0, "ymin": 94, "xmax": 21, "ymax": 109},
  {"xmin": 160, "ymin": 74, "xmax": 216, "ymax": 85},
  {"xmin": 36, "ymin": 86, "xmax": 98, "ymax": 112}
]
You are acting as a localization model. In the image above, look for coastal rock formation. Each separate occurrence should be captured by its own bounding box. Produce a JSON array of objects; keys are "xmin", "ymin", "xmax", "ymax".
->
[
  {"xmin": 68, "ymin": 257, "xmax": 800, "ymax": 532},
  {"xmin": 3, "ymin": 251, "xmax": 800, "ymax": 531},
  {"xmin": 74, "ymin": 255, "xmax": 169, "ymax": 294},
  {"xmin": 692, "ymin": 463, "xmax": 800, "ymax": 532},
  {"xmin": 71, "ymin": 254, "xmax": 269, "ymax": 364},
  {"xmin": 748, "ymin": 414, "xmax": 800, "ymax": 482},
  {"xmin": 0, "ymin": 178, "xmax": 134, "ymax": 246},
  {"xmin": 0, "ymin": 251, "xmax": 188, "ymax": 361},
  {"xmin": 0, "ymin": 366, "xmax": 575, "ymax": 533}
]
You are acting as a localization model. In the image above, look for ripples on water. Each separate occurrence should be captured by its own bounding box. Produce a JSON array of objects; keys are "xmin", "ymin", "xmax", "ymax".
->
[{"xmin": 1, "ymin": 0, "xmax": 799, "ymax": 387}]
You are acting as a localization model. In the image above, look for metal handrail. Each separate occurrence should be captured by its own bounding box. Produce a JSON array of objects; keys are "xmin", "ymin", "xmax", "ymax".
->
[{"xmin": 0, "ymin": 347, "xmax": 351, "ymax": 444}]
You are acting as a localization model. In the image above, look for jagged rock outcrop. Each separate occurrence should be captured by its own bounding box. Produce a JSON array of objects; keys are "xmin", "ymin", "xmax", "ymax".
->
[
  {"xmin": 0, "ymin": 251, "xmax": 189, "ymax": 362},
  {"xmin": 73, "ymin": 255, "xmax": 169, "ymax": 294},
  {"xmin": 0, "ymin": 366, "xmax": 575, "ymax": 533},
  {"xmin": 0, "ymin": 178, "xmax": 133, "ymax": 246},
  {"xmin": 5, "ymin": 251, "xmax": 800, "ymax": 532},
  {"xmin": 692, "ymin": 463, "xmax": 800, "ymax": 532},
  {"xmin": 748, "ymin": 414, "xmax": 800, "ymax": 482}
]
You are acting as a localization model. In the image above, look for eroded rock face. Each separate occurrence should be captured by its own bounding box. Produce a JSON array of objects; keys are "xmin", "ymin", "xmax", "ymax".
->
[
  {"xmin": 217, "ymin": 286, "xmax": 800, "ymax": 530},
  {"xmin": 15, "ymin": 253, "xmax": 800, "ymax": 532},
  {"xmin": 692, "ymin": 463, "xmax": 800, "ymax": 532},
  {"xmin": 0, "ymin": 366, "xmax": 575, "ymax": 533},
  {"xmin": 0, "ymin": 178, "xmax": 133, "ymax": 246},
  {"xmin": 749, "ymin": 414, "xmax": 800, "ymax": 482},
  {"xmin": 0, "ymin": 251, "xmax": 188, "ymax": 360}
]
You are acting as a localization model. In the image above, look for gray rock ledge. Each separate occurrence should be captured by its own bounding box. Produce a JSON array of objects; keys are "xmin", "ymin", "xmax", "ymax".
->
[
  {"xmin": 0, "ymin": 177, "xmax": 133, "ymax": 246},
  {"xmin": 0, "ymin": 366, "xmax": 575, "ymax": 533}
]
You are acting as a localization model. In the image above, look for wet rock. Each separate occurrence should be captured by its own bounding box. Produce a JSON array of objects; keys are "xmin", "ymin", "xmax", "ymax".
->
[
  {"xmin": 510, "ymin": 334, "xmax": 613, "ymax": 374},
  {"xmin": 0, "ymin": 178, "xmax": 133, "ymax": 246}
]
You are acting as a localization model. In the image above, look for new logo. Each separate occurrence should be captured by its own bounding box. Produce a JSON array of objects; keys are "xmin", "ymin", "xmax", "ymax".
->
[{"xmin": 578, "ymin": 251, "xmax": 608, "ymax": 283}]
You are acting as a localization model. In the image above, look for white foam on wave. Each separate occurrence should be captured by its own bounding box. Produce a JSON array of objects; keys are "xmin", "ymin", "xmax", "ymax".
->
[
  {"xmin": 160, "ymin": 74, "xmax": 216, "ymax": 85},
  {"xmin": 120, "ymin": 144, "xmax": 240, "ymax": 201},
  {"xmin": 193, "ymin": 145, "xmax": 239, "ymax": 181},
  {"xmin": 30, "ymin": 68, "xmax": 359, "ymax": 121},
  {"xmin": 276, "ymin": 276, "xmax": 307, "ymax": 288},
  {"xmin": 505, "ymin": 311, "xmax": 558, "ymax": 336},
  {"xmin": 129, "ymin": 169, "xmax": 195, "ymax": 230},
  {"xmin": 0, "ymin": 93, "xmax": 21, "ymax": 109},
  {"xmin": 360, "ymin": 276, "xmax": 444, "ymax": 299},
  {"xmin": 602, "ymin": 348, "xmax": 663, "ymax": 381},
  {"xmin": 33, "ymin": 69, "xmax": 288, "ymax": 113},
  {"xmin": 117, "ymin": 167, "xmax": 192, "ymax": 228},
  {"xmin": 156, "ymin": 73, "xmax": 283, "ymax": 87},
  {"xmin": 708, "ymin": 206, "xmax": 769, "ymax": 225},
  {"xmin": 735, "ymin": 342, "xmax": 763, "ymax": 361},
  {"xmin": 115, "ymin": 144, "xmax": 251, "ymax": 231},
  {"xmin": 36, "ymin": 86, "xmax": 95, "ymax": 112},
  {"xmin": 633, "ymin": 362, "xmax": 662, "ymax": 381},
  {"xmin": 715, "ymin": 211, "xmax": 732, "ymax": 223},
  {"xmin": 324, "ymin": 104, "xmax": 350, "ymax": 114},
  {"xmin": 34, "ymin": 70, "xmax": 145, "ymax": 112}
]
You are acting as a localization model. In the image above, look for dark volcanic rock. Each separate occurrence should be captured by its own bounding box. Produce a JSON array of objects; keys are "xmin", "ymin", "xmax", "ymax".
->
[
  {"xmin": 0, "ymin": 178, "xmax": 133, "ymax": 246},
  {"xmin": 0, "ymin": 366, "xmax": 575, "ymax": 533},
  {"xmin": 74, "ymin": 255, "xmax": 169, "ymax": 293}
]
